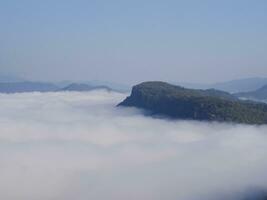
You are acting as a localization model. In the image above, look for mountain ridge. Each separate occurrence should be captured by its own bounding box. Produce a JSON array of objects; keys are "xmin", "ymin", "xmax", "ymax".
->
[
  {"xmin": 177, "ymin": 77, "xmax": 267, "ymax": 93},
  {"xmin": 235, "ymin": 84, "xmax": 267, "ymax": 101},
  {"xmin": 0, "ymin": 81, "xmax": 115, "ymax": 93},
  {"xmin": 0, "ymin": 81, "xmax": 59, "ymax": 93},
  {"xmin": 60, "ymin": 83, "xmax": 112, "ymax": 92},
  {"xmin": 118, "ymin": 81, "xmax": 267, "ymax": 124}
]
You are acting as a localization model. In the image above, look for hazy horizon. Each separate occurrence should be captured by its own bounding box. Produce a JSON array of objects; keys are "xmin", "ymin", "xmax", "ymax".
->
[{"xmin": 2, "ymin": 73, "xmax": 267, "ymax": 86}]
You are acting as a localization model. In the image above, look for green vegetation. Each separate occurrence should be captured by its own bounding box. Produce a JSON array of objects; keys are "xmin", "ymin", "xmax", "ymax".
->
[{"xmin": 118, "ymin": 81, "xmax": 267, "ymax": 124}]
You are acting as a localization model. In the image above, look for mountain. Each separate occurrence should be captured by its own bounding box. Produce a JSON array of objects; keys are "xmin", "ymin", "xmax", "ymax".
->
[
  {"xmin": 56, "ymin": 80, "xmax": 130, "ymax": 93},
  {"xmin": 60, "ymin": 83, "xmax": 112, "ymax": 92},
  {"xmin": 85, "ymin": 80, "xmax": 130, "ymax": 92},
  {"xmin": 0, "ymin": 81, "xmax": 116, "ymax": 93},
  {"xmin": 118, "ymin": 81, "xmax": 267, "ymax": 124},
  {"xmin": 177, "ymin": 77, "xmax": 267, "ymax": 93},
  {"xmin": 54, "ymin": 80, "xmax": 73, "ymax": 88},
  {"xmin": 0, "ymin": 82, "xmax": 59, "ymax": 93},
  {"xmin": 235, "ymin": 85, "xmax": 267, "ymax": 101},
  {"xmin": 210, "ymin": 78, "xmax": 267, "ymax": 93}
]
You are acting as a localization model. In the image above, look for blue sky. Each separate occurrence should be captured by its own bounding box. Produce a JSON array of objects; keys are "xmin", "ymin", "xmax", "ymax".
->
[{"xmin": 1, "ymin": 0, "xmax": 267, "ymax": 84}]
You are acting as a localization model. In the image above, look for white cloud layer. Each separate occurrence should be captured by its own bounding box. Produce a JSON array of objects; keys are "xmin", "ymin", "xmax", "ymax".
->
[{"xmin": 0, "ymin": 91, "xmax": 267, "ymax": 200}]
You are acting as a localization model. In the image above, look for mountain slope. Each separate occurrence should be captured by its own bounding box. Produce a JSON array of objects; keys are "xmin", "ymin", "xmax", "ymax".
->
[
  {"xmin": 177, "ymin": 77, "xmax": 267, "ymax": 93},
  {"xmin": 235, "ymin": 85, "xmax": 267, "ymax": 101},
  {"xmin": 118, "ymin": 81, "xmax": 267, "ymax": 124},
  {"xmin": 210, "ymin": 78, "xmax": 267, "ymax": 93}
]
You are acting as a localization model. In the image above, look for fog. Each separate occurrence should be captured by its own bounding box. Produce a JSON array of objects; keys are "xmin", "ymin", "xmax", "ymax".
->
[{"xmin": 0, "ymin": 91, "xmax": 267, "ymax": 200}]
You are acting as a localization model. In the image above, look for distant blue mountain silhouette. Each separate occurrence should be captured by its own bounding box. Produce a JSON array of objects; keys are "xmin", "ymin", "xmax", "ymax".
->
[
  {"xmin": 177, "ymin": 77, "xmax": 267, "ymax": 93},
  {"xmin": 60, "ymin": 83, "xmax": 111, "ymax": 92},
  {"xmin": 0, "ymin": 82, "xmax": 59, "ymax": 93}
]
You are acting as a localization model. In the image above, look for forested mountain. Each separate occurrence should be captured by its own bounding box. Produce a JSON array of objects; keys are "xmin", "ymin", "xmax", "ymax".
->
[{"xmin": 119, "ymin": 81, "xmax": 267, "ymax": 124}]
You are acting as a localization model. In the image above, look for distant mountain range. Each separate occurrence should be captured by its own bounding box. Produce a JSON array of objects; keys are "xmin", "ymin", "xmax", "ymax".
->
[
  {"xmin": 1, "ymin": 76, "xmax": 267, "ymax": 96},
  {"xmin": 56, "ymin": 80, "xmax": 130, "ymax": 92},
  {"xmin": 178, "ymin": 77, "xmax": 267, "ymax": 93},
  {"xmin": 0, "ymin": 81, "xmax": 116, "ymax": 93},
  {"xmin": 0, "ymin": 82, "xmax": 59, "ymax": 93},
  {"xmin": 235, "ymin": 84, "xmax": 267, "ymax": 101},
  {"xmin": 0, "ymin": 74, "xmax": 130, "ymax": 93},
  {"xmin": 58, "ymin": 77, "xmax": 267, "ymax": 94},
  {"xmin": 60, "ymin": 83, "xmax": 112, "ymax": 92},
  {"xmin": 210, "ymin": 78, "xmax": 267, "ymax": 93},
  {"xmin": 118, "ymin": 81, "xmax": 267, "ymax": 124}
]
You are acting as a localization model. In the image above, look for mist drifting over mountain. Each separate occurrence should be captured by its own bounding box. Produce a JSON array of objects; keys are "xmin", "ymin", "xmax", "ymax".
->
[{"xmin": 0, "ymin": 90, "xmax": 267, "ymax": 200}]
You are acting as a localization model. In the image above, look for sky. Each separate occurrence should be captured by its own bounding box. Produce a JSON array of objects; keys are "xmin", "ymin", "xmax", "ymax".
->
[
  {"xmin": 0, "ymin": 0, "xmax": 267, "ymax": 84},
  {"xmin": 0, "ymin": 90, "xmax": 267, "ymax": 200}
]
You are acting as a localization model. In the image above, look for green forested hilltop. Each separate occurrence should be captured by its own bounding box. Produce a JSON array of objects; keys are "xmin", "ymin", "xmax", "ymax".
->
[{"xmin": 118, "ymin": 81, "xmax": 267, "ymax": 124}]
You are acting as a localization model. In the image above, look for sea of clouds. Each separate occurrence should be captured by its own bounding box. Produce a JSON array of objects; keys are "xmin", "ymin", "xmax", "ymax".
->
[{"xmin": 0, "ymin": 90, "xmax": 267, "ymax": 200}]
